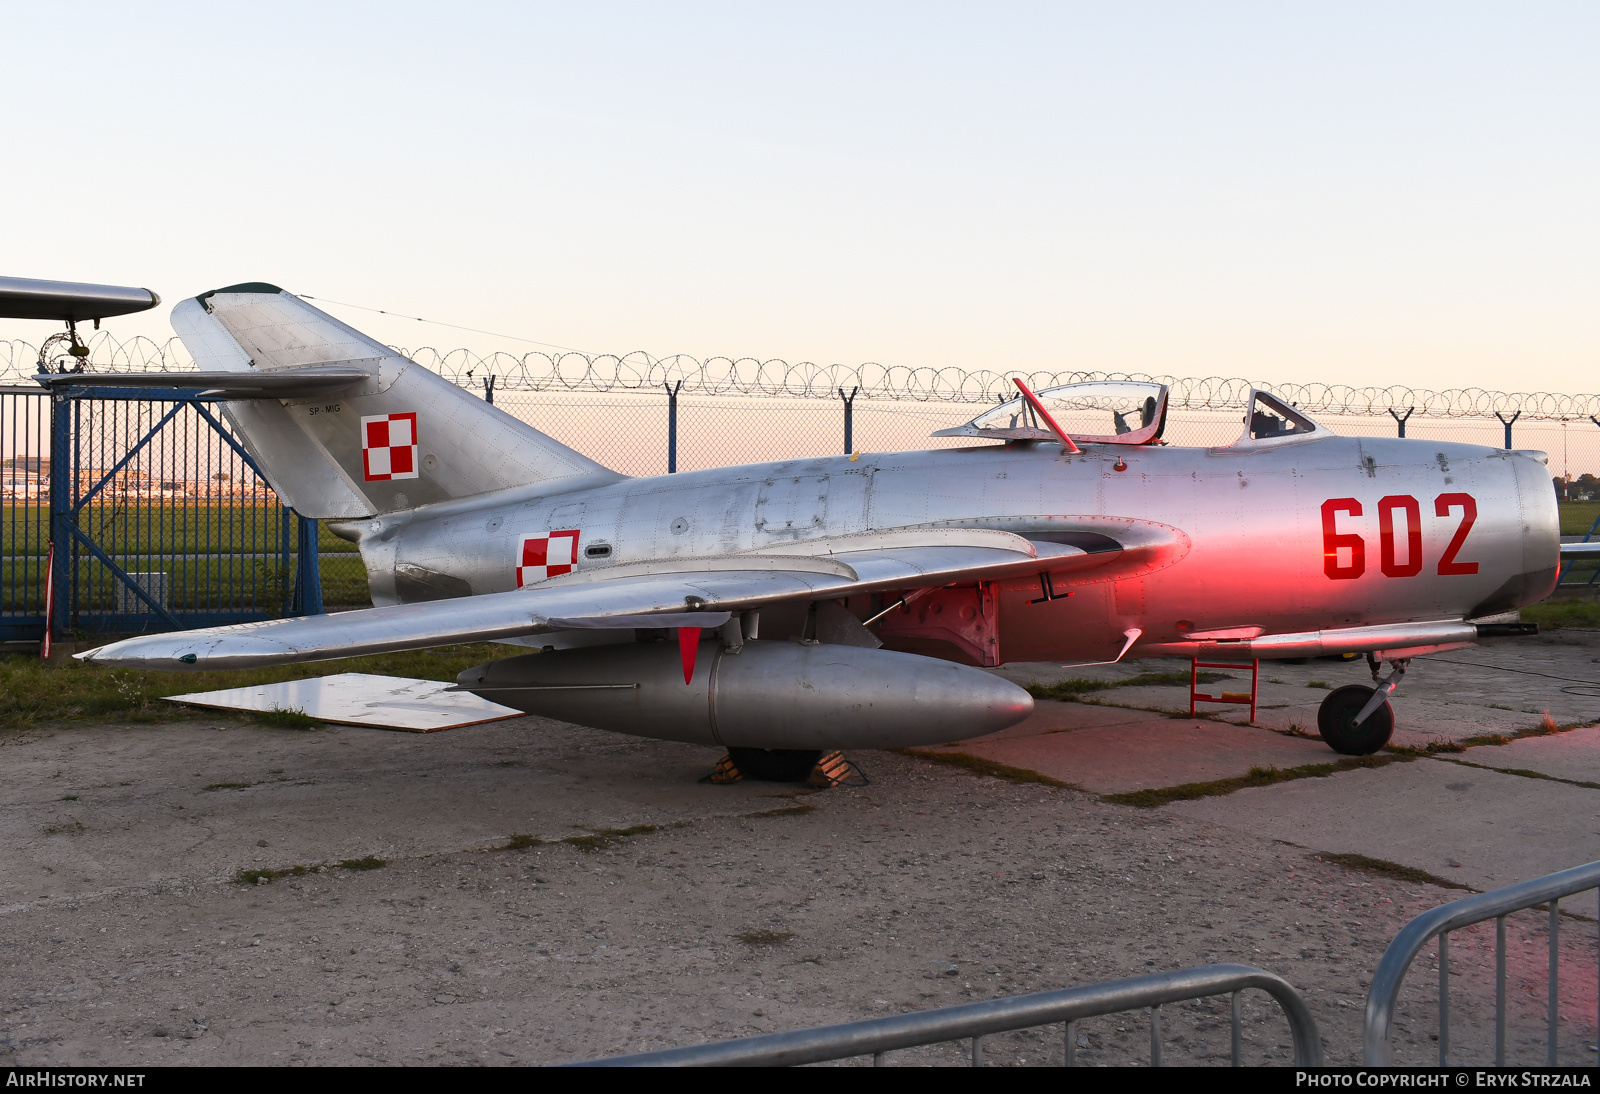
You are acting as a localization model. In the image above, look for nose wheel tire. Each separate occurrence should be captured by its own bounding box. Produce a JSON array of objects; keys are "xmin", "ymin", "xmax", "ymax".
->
[
  {"xmin": 726, "ymin": 747, "xmax": 823, "ymax": 782},
  {"xmin": 1316, "ymin": 684, "xmax": 1394, "ymax": 755}
]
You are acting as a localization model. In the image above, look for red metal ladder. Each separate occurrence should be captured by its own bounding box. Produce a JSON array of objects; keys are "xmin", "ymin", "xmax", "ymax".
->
[{"xmin": 1189, "ymin": 658, "xmax": 1259, "ymax": 722}]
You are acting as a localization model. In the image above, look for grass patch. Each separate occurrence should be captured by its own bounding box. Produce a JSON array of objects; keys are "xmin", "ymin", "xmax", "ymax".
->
[
  {"xmin": 0, "ymin": 504, "xmax": 362, "ymax": 559},
  {"xmin": 1454, "ymin": 717, "xmax": 1574, "ymax": 751},
  {"xmin": 1440, "ymin": 757, "xmax": 1600, "ymax": 791},
  {"xmin": 1101, "ymin": 755, "xmax": 1402, "ymax": 808},
  {"xmin": 202, "ymin": 781, "xmax": 253, "ymax": 791},
  {"xmin": 1027, "ymin": 671, "xmax": 1230, "ymax": 702},
  {"xmin": 501, "ymin": 822, "xmax": 689, "ymax": 853},
  {"xmin": 0, "ymin": 643, "xmax": 522, "ymax": 732},
  {"xmin": 737, "ymin": 929, "xmax": 794, "ymax": 946},
  {"xmin": 1307, "ymin": 680, "xmax": 1330, "ymax": 689},
  {"xmin": 1559, "ymin": 501, "xmax": 1600, "ymax": 536},
  {"xmin": 1384, "ymin": 739, "xmax": 1465, "ymax": 756},
  {"xmin": 563, "ymin": 825, "xmax": 658, "ymax": 853},
  {"xmin": 41, "ymin": 820, "xmax": 84, "ymax": 835},
  {"xmin": 58, "ymin": 794, "xmax": 77, "ymax": 801},
  {"xmin": 252, "ymin": 706, "xmax": 320, "ymax": 729},
  {"xmin": 1316, "ymin": 852, "xmax": 1471, "ymax": 891},
  {"xmin": 904, "ymin": 748, "xmax": 1074, "ymax": 789},
  {"xmin": 1522, "ymin": 598, "xmax": 1600, "ymax": 629},
  {"xmin": 743, "ymin": 803, "xmax": 815, "ymax": 818},
  {"xmin": 235, "ymin": 856, "xmax": 386, "ymax": 884}
]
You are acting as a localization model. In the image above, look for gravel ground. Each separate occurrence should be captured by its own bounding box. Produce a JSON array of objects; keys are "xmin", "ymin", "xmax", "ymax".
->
[{"xmin": 0, "ymin": 729, "xmax": 1591, "ymax": 1067}]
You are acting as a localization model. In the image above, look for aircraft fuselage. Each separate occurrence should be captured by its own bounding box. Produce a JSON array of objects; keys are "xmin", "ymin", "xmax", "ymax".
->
[{"xmin": 345, "ymin": 431, "xmax": 1558, "ymax": 666}]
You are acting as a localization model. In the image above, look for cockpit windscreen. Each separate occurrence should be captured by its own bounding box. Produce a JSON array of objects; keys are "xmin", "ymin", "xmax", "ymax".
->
[{"xmin": 933, "ymin": 380, "xmax": 1169, "ymax": 445}]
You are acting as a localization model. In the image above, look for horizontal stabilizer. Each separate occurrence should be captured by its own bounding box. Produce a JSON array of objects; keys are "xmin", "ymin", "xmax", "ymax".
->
[
  {"xmin": 163, "ymin": 284, "xmax": 621, "ymax": 518},
  {"xmin": 35, "ymin": 367, "xmax": 369, "ymax": 397}
]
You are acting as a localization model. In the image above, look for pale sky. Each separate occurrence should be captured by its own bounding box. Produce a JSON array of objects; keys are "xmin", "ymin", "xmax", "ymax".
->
[{"xmin": 2, "ymin": 2, "xmax": 1596, "ymax": 393}]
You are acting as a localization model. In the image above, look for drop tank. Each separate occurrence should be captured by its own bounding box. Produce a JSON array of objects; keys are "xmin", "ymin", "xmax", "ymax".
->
[{"xmin": 457, "ymin": 639, "xmax": 1033, "ymax": 749}]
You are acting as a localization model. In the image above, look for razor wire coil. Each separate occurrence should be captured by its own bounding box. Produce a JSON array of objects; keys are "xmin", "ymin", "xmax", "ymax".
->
[{"xmin": 3, "ymin": 335, "xmax": 1597, "ymax": 421}]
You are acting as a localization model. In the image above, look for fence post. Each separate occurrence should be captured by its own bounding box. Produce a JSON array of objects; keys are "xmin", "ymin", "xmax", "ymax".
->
[
  {"xmin": 1388, "ymin": 407, "xmax": 1414, "ymax": 438},
  {"xmin": 482, "ymin": 374, "xmax": 496, "ymax": 405},
  {"xmin": 291, "ymin": 514, "xmax": 323, "ymax": 617},
  {"xmin": 840, "ymin": 386, "xmax": 858, "ymax": 454},
  {"xmin": 1496, "ymin": 410, "xmax": 1521, "ymax": 450},
  {"xmin": 279, "ymin": 498, "xmax": 294, "ymax": 615},
  {"xmin": 46, "ymin": 392, "xmax": 71, "ymax": 648},
  {"xmin": 666, "ymin": 380, "xmax": 683, "ymax": 473}
]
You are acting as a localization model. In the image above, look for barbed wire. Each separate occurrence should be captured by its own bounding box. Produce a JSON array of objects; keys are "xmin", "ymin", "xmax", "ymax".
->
[{"xmin": 2, "ymin": 334, "xmax": 1596, "ymax": 421}]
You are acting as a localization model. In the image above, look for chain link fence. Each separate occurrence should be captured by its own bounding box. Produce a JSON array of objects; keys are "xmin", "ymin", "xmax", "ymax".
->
[{"xmin": 7, "ymin": 334, "xmax": 1597, "ymax": 609}]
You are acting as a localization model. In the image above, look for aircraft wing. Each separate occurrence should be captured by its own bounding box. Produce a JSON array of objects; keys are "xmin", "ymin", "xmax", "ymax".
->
[
  {"xmin": 78, "ymin": 530, "xmax": 1126, "ymax": 670},
  {"xmin": 0, "ymin": 276, "xmax": 160, "ymax": 321}
]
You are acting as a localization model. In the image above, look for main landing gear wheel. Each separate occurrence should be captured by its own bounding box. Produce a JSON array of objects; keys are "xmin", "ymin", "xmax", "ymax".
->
[
  {"xmin": 727, "ymin": 747, "xmax": 823, "ymax": 782},
  {"xmin": 1317, "ymin": 685, "xmax": 1394, "ymax": 756}
]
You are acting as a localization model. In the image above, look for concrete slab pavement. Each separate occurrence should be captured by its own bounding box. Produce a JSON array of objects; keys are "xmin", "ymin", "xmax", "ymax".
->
[
  {"xmin": 974, "ymin": 636, "xmax": 1600, "ymax": 896},
  {"xmin": 1164, "ymin": 756, "xmax": 1600, "ymax": 892},
  {"xmin": 999, "ymin": 630, "xmax": 1600, "ymax": 748},
  {"xmin": 0, "ymin": 717, "xmax": 761, "ymax": 910},
  {"xmin": 1454, "ymin": 725, "xmax": 1600, "ymax": 786},
  {"xmin": 926, "ymin": 705, "xmax": 1331, "ymax": 795}
]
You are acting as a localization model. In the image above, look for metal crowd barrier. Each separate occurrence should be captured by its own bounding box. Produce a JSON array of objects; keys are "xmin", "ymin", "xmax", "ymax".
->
[
  {"xmin": 570, "ymin": 963, "xmax": 1322, "ymax": 1067},
  {"xmin": 1364, "ymin": 859, "xmax": 1600, "ymax": 1066}
]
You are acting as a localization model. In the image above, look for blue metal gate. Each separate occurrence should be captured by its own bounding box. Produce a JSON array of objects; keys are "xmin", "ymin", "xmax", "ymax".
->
[{"xmin": 0, "ymin": 384, "xmax": 324, "ymax": 645}]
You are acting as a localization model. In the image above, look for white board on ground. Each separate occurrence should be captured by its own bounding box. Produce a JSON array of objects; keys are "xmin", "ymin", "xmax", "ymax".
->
[{"xmin": 163, "ymin": 673, "xmax": 522, "ymax": 732}]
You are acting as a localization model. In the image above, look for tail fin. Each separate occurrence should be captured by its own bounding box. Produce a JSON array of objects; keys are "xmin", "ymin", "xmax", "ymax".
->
[{"xmin": 171, "ymin": 284, "xmax": 620, "ymax": 518}]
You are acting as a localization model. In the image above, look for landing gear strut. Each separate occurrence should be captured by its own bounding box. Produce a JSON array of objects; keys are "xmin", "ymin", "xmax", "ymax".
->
[{"xmin": 1316, "ymin": 657, "xmax": 1406, "ymax": 755}]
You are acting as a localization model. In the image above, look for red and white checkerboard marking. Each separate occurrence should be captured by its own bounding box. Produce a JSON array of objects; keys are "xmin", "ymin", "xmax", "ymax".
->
[
  {"xmin": 361, "ymin": 412, "xmax": 419, "ymax": 481},
  {"xmin": 516, "ymin": 530, "xmax": 580, "ymax": 587}
]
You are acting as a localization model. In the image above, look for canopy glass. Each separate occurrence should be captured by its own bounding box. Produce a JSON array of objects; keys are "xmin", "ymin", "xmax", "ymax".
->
[{"xmin": 933, "ymin": 380, "xmax": 1169, "ymax": 445}]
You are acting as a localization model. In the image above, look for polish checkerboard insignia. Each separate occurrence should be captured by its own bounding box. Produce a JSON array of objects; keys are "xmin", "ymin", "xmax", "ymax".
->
[
  {"xmin": 516, "ymin": 530, "xmax": 580, "ymax": 587},
  {"xmin": 361, "ymin": 412, "xmax": 419, "ymax": 481}
]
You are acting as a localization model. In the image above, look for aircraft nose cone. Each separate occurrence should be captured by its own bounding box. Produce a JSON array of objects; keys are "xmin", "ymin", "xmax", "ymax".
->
[{"xmin": 1513, "ymin": 451, "xmax": 1561, "ymax": 594}]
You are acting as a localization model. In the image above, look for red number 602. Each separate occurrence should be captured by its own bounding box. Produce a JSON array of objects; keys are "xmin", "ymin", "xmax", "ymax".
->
[{"xmin": 1320, "ymin": 493, "xmax": 1477, "ymax": 580}]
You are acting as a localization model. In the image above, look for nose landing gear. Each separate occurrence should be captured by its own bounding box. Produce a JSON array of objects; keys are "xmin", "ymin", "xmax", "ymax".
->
[{"xmin": 1316, "ymin": 657, "xmax": 1407, "ymax": 755}]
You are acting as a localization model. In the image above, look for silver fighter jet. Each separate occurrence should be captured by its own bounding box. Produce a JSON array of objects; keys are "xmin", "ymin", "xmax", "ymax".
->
[{"xmin": 59, "ymin": 284, "xmax": 1575, "ymax": 767}]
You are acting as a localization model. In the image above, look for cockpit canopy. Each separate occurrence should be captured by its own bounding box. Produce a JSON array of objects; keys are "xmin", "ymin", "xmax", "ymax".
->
[
  {"xmin": 933, "ymin": 380, "xmax": 1169, "ymax": 445},
  {"xmin": 1242, "ymin": 389, "xmax": 1319, "ymax": 442}
]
